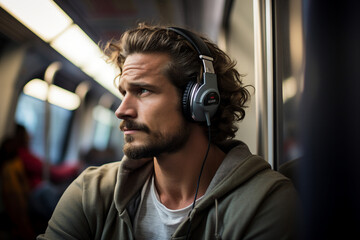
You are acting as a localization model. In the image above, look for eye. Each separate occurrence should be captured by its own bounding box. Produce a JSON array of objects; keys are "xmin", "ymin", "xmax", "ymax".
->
[
  {"xmin": 140, "ymin": 89, "xmax": 148, "ymax": 94},
  {"xmin": 138, "ymin": 88, "xmax": 151, "ymax": 96}
]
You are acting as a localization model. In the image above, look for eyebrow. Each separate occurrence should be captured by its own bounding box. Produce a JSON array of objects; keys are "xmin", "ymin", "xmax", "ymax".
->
[{"xmin": 118, "ymin": 81, "xmax": 160, "ymax": 95}]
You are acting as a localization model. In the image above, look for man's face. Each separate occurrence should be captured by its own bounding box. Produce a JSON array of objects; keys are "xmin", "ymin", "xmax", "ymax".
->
[{"xmin": 115, "ymin": 53, "xmax": 191, "ymax": 159}]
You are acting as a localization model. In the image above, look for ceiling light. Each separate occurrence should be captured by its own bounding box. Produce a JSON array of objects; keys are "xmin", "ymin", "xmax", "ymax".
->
[
  {"xmin": 50, "ymin": 25, "xmax": 121, "ymax": 98},
  {"xmin": 0, "ymin": 0, "xmax": 73, "ymax": 42},
  {"xmin": 0, "ymin": 0, "xmax": 121, "ymax": 99},
  {"xmin": 82, "ymin": 59, "xmax": 121, "ymax": 98},
  {"xmin": 50, "ymin": 24, "xmax": 100, "ymax": 68},
  {"xmin": 23, "ymin": 79, "xmax": 81, "ymax": 111}
]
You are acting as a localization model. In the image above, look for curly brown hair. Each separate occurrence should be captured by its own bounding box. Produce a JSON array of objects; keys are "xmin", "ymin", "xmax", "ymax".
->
[{"xmin": 103, "ymin": 24, "xmax": 251, "ymax": 144}]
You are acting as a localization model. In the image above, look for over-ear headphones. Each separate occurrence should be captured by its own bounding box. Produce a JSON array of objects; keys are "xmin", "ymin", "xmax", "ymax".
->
[{"xmin": 168, "ymin": 27, "xmax": 220, "ymax": 125}]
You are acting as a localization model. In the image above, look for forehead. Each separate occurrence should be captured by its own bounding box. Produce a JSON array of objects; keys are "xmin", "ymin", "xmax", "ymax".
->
[{"xmin": 121, "ymin": 53, "xmax": 170, "ymax": 81}]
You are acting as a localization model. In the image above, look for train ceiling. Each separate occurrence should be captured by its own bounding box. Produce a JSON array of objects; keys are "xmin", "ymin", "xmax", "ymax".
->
[{"xmin": 53, "ymin": 0, "xmax": 226, "ymax": 44}]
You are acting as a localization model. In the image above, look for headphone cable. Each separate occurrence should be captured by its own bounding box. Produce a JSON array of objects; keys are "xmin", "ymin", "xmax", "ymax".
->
[{"xmin": 185, "ymin": 112, "xmax": 212, "ymax": 239}]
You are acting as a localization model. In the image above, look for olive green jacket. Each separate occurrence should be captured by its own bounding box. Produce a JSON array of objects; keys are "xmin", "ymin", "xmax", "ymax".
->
[{"xmin": 38, "ymin": 141, "xmax": 298, "ymax": 240}]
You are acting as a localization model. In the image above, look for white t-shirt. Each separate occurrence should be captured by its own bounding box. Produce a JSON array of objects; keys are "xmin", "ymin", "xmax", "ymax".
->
[{"xmin": 134, "ymin": 175, "xmax": 203, "ymax": 239}]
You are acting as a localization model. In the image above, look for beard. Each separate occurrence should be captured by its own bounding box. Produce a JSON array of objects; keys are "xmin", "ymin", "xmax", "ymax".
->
[{"xmin": 120, "ymin": 119, "xmax": 191, "ymax": 159}]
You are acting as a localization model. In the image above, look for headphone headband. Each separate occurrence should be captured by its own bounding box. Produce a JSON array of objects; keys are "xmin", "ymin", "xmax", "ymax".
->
[
  {"xmin": 168, "ymin": 27, "xmax": 220, "ymax": 125},
  {"xmin": 168, "ymin": 27, "xmax": 215, "ymax": 75},
  {"xmin": 168, "ymin": 27, "xmax": 212, "ymax": 57}
]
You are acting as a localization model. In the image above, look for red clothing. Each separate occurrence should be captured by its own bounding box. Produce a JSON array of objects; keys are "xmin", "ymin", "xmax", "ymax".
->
[{"xmin": 18, "ymin": 147, "xmax": 79, "ymax": 190}]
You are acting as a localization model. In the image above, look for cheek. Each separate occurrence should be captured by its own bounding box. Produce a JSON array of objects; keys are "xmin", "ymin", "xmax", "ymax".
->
[{"xmin": 143, "ymin": 98, "xmax": 185, "ymax": 130}]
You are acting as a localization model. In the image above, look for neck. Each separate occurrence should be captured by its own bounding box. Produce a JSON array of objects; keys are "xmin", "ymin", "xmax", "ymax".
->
[{"xmin": 153, "ymin": 125, "xmax": 225, "ymax": 210}]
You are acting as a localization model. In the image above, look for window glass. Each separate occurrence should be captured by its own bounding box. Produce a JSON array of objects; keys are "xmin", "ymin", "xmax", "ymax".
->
[
  {"xmin": 274, "ymin": 0, "xmax": 304, "ymax": 166},
  {"xmin": 15, "ymin": 93, "xmax": 72, "ymax": 164},
  {"xmin": 92, "ymin": 105, "xmax": 118, "ymax": 150},
  {"xmin": 93, "ymin": 121, "xmax": 111, "ymax": 150}
]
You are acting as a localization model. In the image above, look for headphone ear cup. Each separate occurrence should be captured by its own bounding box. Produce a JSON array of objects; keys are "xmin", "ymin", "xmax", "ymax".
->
[{"xmin": 182, "ymin": 80, "xmax": 196, "ymax": 121}]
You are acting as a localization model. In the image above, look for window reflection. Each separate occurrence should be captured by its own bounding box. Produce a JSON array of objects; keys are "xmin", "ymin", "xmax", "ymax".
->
[{"xmin": 274, "ymin": 0, "xmax": 305, "ymax": 166}]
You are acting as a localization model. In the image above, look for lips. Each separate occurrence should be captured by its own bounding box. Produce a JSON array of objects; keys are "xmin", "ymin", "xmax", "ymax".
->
[{"xmin": 122, "ymin": 127, "xmax": 140, "ymax": 135}]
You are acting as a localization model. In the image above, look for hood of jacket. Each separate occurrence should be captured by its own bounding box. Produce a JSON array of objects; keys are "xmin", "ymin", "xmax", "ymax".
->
[
  {"xmin": 113, "ymin": 140, "xmax": 271, "ymax": 218},
  {"xmin": 193, "ymin": 140, "xmax": 270, "ymax": 211}
]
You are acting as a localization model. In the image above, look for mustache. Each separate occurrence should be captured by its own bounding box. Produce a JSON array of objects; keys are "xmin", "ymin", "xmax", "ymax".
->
[{"xmin": 120, "ymin": 120, "xmax": 150, "ymax": 133}]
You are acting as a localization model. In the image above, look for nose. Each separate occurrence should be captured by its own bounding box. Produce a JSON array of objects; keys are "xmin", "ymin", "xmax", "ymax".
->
[{"xmin": 115, "ymin": 94, "xmax": 137, "ymax": 120}]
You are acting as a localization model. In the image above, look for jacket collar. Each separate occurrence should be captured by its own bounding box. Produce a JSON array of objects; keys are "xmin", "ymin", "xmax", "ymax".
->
[{"xmin": 114, "ymin": 156, "xmax": 153, "ymax": 214}]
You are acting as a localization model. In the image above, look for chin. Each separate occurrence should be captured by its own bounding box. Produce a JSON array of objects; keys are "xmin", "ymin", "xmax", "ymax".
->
[{"xmin": 123, "ymin": 142, "xmax": 151, "ymax": 159}]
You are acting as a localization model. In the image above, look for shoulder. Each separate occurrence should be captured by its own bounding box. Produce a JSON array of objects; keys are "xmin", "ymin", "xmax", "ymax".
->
[
  {"xmin": 80, "ymin": 161, "xmax": 121, "ymax": 181},
  {"xmin": 216, "ymin": 152, "xmax": 297, "ymax": 218},
  {"xmin": 41, "ymin": 162, "xmax": 123, "ymax": 239},
  {"xmin": 230, "ymin": 157, "xmax": 297, "ymax": 203},
  {"xmin": 59, "ymin": 161, "xmax": 122, "ymax": 205},
  {"xmin": 78, "ymin": 161, "xmax": 122, "ymax": 196},
  {"xmin": 57, "ymin": 161, "xmax": 122, "ymax": 214},
  {"xmin": 219, "ymin": 161, "xmax": 298, "ymax": 239}
]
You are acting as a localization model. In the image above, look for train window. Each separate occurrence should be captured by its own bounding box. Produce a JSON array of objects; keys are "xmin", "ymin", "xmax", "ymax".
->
[
  {"xmin": 92, "ymin": 105, "xmax": 118, "ymax": 150},
  {"xmin": 93, "ymin": 121, "xmax": 111, "ymax": 150},
  {"xmin": 15, "ymin": 92, "xmax": 72, "ymax": 164},
  {"xmin": 274, "ymin": 0, "xmax": 304, "ymax": 166}
]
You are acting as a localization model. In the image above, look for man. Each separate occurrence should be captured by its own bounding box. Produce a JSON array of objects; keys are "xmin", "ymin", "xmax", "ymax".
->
[{"xmin": 38, "ymin": 24, "xmax": 297, "ymax": 239}]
